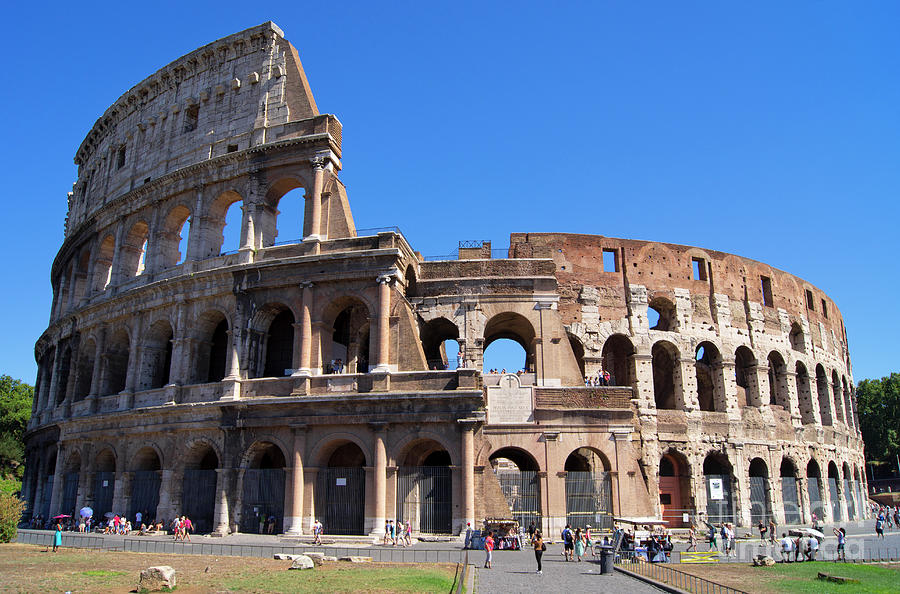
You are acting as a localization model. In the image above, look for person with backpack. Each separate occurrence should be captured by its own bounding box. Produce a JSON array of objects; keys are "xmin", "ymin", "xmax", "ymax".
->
[
  {"xmin": 532, "ymin": 530, "xmax": 545, "ymax": 574},
  {"xmin": 561, "ymin": 524, "xmax": 574, "ymax": 561}
]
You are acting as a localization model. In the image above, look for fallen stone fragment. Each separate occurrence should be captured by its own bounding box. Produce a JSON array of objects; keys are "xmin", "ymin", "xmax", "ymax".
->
[
  {"xmin": 139, "ymin": 566, "xmax": 176, "ymax": 591},
  {"xmin": 817, "ymin": 572, "xmax": 860, "ymax": 584},
  {"xmin": 289, "ymin": 555, "xmax": 315, "ymax": 570},
  {"xmin": 302, "ymin": 552, "xmax": 325, "ymax": 566},
  {"xmin": 338, "ymin": 556, "xmax": 372, "ymax": 562},
  {"xmin": 274, "ymin": 553, "xmax": 299, "ymax": 560}
]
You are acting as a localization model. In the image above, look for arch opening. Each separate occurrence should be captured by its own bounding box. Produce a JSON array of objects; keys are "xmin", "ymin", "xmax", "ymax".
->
[
  {"xmin": 806, "ymin": 459, "xmax": 825, "ymax": 521},
  {"xmin": 130, "ymin": 447, "xmax": 161, "ymax": 524},
  {"xmin": 601, "ymin": 334, "xmax": 635, "ymax": 387},
  {"xmin": 182, "ymin": 444, "xmax": 219, "ymax": 533},
  {"xmin": 241, "ymin": 443, "xmax": 286, "ymax": 534},
  {"xmin": 483, "ymin": 312, "xmax": 536, "ymax": 374},
  {"xmin": 734, "ymin": 346, "xmax": 757, "ymax": 408},
  {"xmin": 703, "ymin": 453, "xmax": 734, "ymax": 524},
  {"xmin": 652, "ymin": 341, "xmax": 679, "ymax": 410},
  {"xmin": 489, "ymin": 447, "xmax": 542, "ymax": 531},
  {"xmin": 658, "ymin": 451, "xmax": 690, "ymax": 528},
  {"xmin": 780, "ymin": 458, "xmax": 802, "ymax": 523},
  {"xmin": 420, "ymin": 318, "xmax": 460, "ymax": 370},
  {"xmin": 327, "ymin": 299, "xmax": 370, "ymax": 374},
  {"xmin": 695, "ymin": 342, "xmax": 723, "ymax": 412},
  {"xmin": 564, "ymin": 447, "xmax": 613, "ymax": 530},
  {"xmin": 767, "ymin": 351, "xmax": 789, "ymax": 409},
  {"xmin": 397, "ymin": 440, "xmax": 452, "ymax": 534},
  {"xmin": 648, "ymin": 297, "xmax": 675, "ymax": 331},
  {"xmin": 827, "ymin": 461, "xmax": 842, "ymax": 522},
  {"xmin": 93, "ymin": 448, "xmax": 116, "ymax": 520},
  {"xmin": 316, "ymin": 441, "xmax": 367, "ymax": 535},
  {"xmin": 102, "ymin": 329, "xmax": 130, "ymax": 395},
  {"xmin": 748, "ymin": 458, "xmax": 772, "ymax": 526},
  {"xmin": 140, "ymin": 320, "xmax": 174, "ymax": 390}
]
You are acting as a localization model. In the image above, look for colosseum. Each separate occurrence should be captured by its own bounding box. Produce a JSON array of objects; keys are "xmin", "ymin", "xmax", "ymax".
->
[{"xmin": 23, "ymin": 22, "xmax": 866, "ymax": 539}]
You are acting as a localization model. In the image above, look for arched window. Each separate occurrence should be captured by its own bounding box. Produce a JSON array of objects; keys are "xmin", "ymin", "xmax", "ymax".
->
[
  {"xmin": 789, "ymin": 322, "xmax": 805, "ymax": 352},
  {"xmin": 420, "ymin": 318, "xmax": 460, "ymax": 370},
  {"xmin": 601, "ymin": 334, "xmax": 635, "ymax": 387},
  {"xmin": 815, "ymin": 365, "xmax": 832, "ymax": 426},
  {"xmin": 483, "ymin": 312, "xmax": 536, "ymax": 374},
  {"xmin": 139, "ymin": 320, "xmax": 174, "ymax": 390},
  {"xmin": 102, "ymin": 329, "xmax": 130, "ymax": 395},
  {"xmin": 263, "ymin": 310, "xmax": 295, "ymax": 377},
  {"xmin": 795, "ymin": 362, "xmax": 815, "ymax": 424},
  {"xmin": 695, "ymin": 342, "xmax": 723, "ymax": 412},
  {"xmin": 767, "ymin": 351, "xmax": 789, "ymax": 408},
  {"xmin": 648, "ymin": 297, "xmax": 676, "ymax": 331},
  {"xmin": 652, "ymin": 341, "xmax": 679, "ymax": 410},
  {"xmin": 734, "ymin": 346, "xmax": 757, "ymax": 407},
  {"xmin": 121, "ymin": 221, "xmax": 150, "ymax": 277}
]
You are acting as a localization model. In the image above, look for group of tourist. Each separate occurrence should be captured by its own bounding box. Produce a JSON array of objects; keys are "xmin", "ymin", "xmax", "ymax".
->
[
  {"xmin": 382, "ymin": 519, "xmax": 412, "ymax": 546},
  {"xmin": 705, "ymin": 522, "xmax": 739, "ymax": 556},
  {"xmin": 584, "ymin": 369, "xmax": 613, "ymax": 386},
  {"xmin": 778, "ymin": 530, "xmax": 823, "ymax": 562},
  {"xmin": 558, "ymin": 523, "xmax": 598, "ymax": 562},
  {"xmin": 874, "ymin": 505, "xmax": 900, "ymax": 538},
  {"xmin": 326, "ymin": 359, "xmax": 345, "ymax": 374}
]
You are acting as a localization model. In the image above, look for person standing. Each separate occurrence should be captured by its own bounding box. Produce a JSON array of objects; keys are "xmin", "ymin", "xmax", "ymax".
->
[
  {"xmin": 313, "ymin": 519, "xmax": 323, "ymax": 545},
  {"xmin": 768, "ymin": 518, "xmax": 777, "ymax": 545},
  {"xmin": 384, "ymin": 520, "xmax": 391, "ymax": 546},
  {"xmin": 708, "ymin": 524, "xmax": 718, "ymax": 552},
  {"xmin": 483, "ymin": 531, "xmax": 494, "ymax": 569},
  {"xmin": 875, "ymin": 513, "xmax": 885, "ymax": 539},
  {"xmin": 464, "ymin": 522, "xmax": 472, "ymax": 549},
  {"xmin": 404, "ymin": 520, "xmax": 412, "ymax": 546},
  {"xmin": 135, "ymin": 510, "xmax": 142, "ymax": 527},
  {"xmin": 834, "ymin": 527, "xmax": 846, "ymax": 561},
  {"xmin": 758, "ymin": 520, "xmax": 767, "ymax": 542},
  {"xmin": 532, "ymin": 530, "xmax": 545, "ymax": 574},
  {"xmin": 52, "ymin": 521, "xmax": 62, "ymax": 552}
]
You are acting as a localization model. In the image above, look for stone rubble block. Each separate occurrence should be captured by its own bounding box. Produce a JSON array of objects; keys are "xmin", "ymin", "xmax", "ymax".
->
[
  {"xmin": 289, "ymin": 555, "xmax": 315, "ymax": 570},
  {"xmin": 139, "ymin": 565, "xmax": 176, "ymax": 591}
]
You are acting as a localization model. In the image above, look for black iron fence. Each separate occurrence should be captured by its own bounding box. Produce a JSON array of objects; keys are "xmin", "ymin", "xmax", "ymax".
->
[{"xmin": 616, "ymin": 556, "xmax": 747, "ymax": 594}]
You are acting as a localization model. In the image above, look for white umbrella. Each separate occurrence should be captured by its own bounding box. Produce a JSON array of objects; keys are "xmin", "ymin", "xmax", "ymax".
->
[
  {"xmin": 79, "ymin": 507, "xmax": 93, "ymax": 518},
  {"xmin": 789, "ymin": 527, "xmax": 825, "ymax": 542}
]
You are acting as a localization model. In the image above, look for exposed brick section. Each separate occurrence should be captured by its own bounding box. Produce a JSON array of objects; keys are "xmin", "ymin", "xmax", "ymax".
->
[{"xmin": 534, "ymin": 387, "xmax": 633, "ymax": 409}]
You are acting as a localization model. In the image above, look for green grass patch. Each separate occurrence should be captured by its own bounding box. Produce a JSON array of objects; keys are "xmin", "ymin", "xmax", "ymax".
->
[
  {"xmin": 81, "ymin": 569, "xmax": 126, "ymax": 577},
  {"xmin": 222, "ymin": 565, "xmax": 455, "ymax": 593},
  {"xmin": 761, "ymin": 562, "xmax": 900, "ymax": 593}
]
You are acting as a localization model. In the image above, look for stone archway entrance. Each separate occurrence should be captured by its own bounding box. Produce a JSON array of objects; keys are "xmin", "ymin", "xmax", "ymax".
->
[
  {"xmin": 658, "ymin": 452, "xmax": 690, "ymax": 528},
  {"xmin": 703, "ymin": 454, "xmax": 734, "ymax": 524},
  {"xmin": 315, "ymin": 442, "xmax": 366, "ymax": 535},
  {"xmin": 182, "ymin": 446, "xmax": 218, "ymax": 534},
  {"xmin": 240, "ymin": 443, "xmax": 286, "ymax": 534},
  {"xmin": 489, "ymin": 448, "xmax": 542, "ymax": 531},
  {"xmin": 564, "ymin": 448, "xmax": 613, "ymax": 530},
  {"xmin": 397, "ymin": 443, "xmax": 452, "ymax": 534}
]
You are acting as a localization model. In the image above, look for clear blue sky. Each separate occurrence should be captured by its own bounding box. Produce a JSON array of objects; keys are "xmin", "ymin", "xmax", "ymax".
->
[{"xmin": 2, "ymin": 1, "xmax": 898, "ymax": 384}]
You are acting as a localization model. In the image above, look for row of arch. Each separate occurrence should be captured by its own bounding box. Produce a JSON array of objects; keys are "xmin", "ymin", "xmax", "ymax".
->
[
  {"xmin": 658, "ymin": 449, "xmax": 866, "ymax": 527},
  {"xmin": 53, "ymin": 177, "xmax": 313, "ymax": 321}
]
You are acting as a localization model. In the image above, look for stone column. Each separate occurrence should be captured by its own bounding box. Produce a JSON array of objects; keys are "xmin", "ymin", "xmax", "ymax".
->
[
  {"xmin": 88, "ymin": 329, "xmax": 105, "ymax": 405},
  {"xmin": 732, "ymin": 444, "xmax": 749, "ymax": 527},
  {"xmin": 304, "ymin": 157, "xmax": 326, "ymax": 241},
  {"xmin": 303, "ymin": 467, "xmax": 319, "ymax": 533},
  {"xmin": 45, "ymin": 345, "xmax": 64, "ymax": 413},
  {"xmin": 108, "ymin": 224, "xmax": 126, "ymax": 290},
  {"xmin": 372, "ymin": 274, "xmax": 393, "ymax": 373},
  {"xmin": 221, "ymin": 325, "xmax": 242, "ymax": 400},
  {"xmin": 677, "ymin": 357, "xmax": 699, "ymax": 412},
  {"xmin": 55, "ymin": 272, "xmax": 69, "ymax": 319},
  {"xmin": 370, "ymin": 423, "xmax": 388, "ymax": 535},
  {"xmin": 797, "ymin": 475, "xmax": 812, "ymax": 524},
  {"xmin": 284, "ymin": 425, "xmax": 307, "ymax": 535},
  {"xmin": 213, "ymin": 468, "xmax": 231, "ymax": 535},
  {"xmin": 458, "ymin": 420, "xmax": 475, "ymax": 529},
  {"xmin": 156, "ymin": 470, "xmax": 175, "ymax": 521},
  {"xmin": 292, "ymin": 282, "xmax": 314, "ymax": 376},
  {"xmin": 31, "ymin": 456, "xmax": 45, "ymax": 522},
  {"xmin": 48, "ymin": 445, "xmax": 65, "ymax": 518}
]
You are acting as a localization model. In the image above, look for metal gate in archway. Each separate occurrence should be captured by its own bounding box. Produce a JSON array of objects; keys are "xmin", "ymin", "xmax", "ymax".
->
[
  {"xmin": 749, "ymin": 476, "xmax": 770, "ymax": 525},
  {"xmin": 828, "ymin": 477, "xmax": 841, "ymax": 522},
  {"xmin": 494, "ymin": 469, "xmax": 542, "ymax": 530},
  {"xmin": 316, "ymin": 467, "xmax": 366, "ymax": 535},
  {"xmin": 843, "ymin": 479, "xmax": 855, "ymax": 520},
  {"xmin": 130, "ymin": 470, "xmax": 161, "ymax": 522},
  {"xmin": 93, "ymin": 472, "xmax": 114, "ymax": 520},
  {"xmin": 182, "ymin": 469, "xmax": 217, "ymax": 533},
  {"xmin": 61, "ymin": 472, "xmax": 79, "ymax": 516},
  {"xmin": 781, "ymin": 477, "xmax": 802, "ymax": 524},
  {"xmin": 240, "ymin": 468, "xmax": 285, "ymax": 534},
  {"xmin": 397, "ymin": 466, "xmax": 452, "ymax": 534},
  {"xmin": 807, "ymin": 478, "xmax": 824, "ymax": 520},
  {"xmin": 705, "ymin": 474, "xmax": 734, "ymax": 524},
  {"xmin": 565, "ymin": 471, "xmax": 612, "ymax": 530}
]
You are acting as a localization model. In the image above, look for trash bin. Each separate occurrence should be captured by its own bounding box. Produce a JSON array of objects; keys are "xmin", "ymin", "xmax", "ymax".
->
[{"xmin": 598, "ymin": 546, "xmax": 615, "ymax": 574}]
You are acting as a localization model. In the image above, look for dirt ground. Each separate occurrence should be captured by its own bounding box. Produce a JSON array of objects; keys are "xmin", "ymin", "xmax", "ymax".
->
[{"xmin": 0, "ymin": 543, "xmax": 457, "ymax": 593}]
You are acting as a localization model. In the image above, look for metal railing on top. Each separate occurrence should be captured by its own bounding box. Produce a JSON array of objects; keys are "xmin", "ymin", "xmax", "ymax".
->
[{"xmin": 616, "ymin": 555, "xmax": 747, "ymax": 594}]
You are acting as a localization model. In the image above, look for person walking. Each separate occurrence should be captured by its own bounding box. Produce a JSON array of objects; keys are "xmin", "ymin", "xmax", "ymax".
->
[
  {"xmin": 384, "ymin": 520, "xmax": 391, "ymax": 546},
  {"xmin": 780, "ymin": 533, "xmax": 793, "ymax": 563},
  {"xmin": 687, "ymin": 526, "xmax": 697, "ymax": 552},
  {"xmin": 313, "ymin": 519, "xmax": 323, "ymax": 545},
  {"xmin": 768, "ymin": 518, "xmax": 777, "ymax": 545},
  {"xmin": 483, "ymin": 531, "xmax": 494, "ymax": 569},
  {"xmin": 758, "ymin": 520, "xmax": 767, "ymax": 542},
  {"xmin": 875, "ymin": 513, "xmax": 885, "ymax": 539},
  {"xmin": 574, "ymin": 528, "xmax": 585, "ymax": 561},
  {"xmin": 561, "ymin": 524, "xmax": 574, "ymax": 561},
  {"xmin": 532, "ymin": 530, "xmax": 545, "ymax": 574},
  {"xmin": 708, "ymin": 524, "xmax": 718, "ymax": 552},
  {"xmin": 404, "ymin": 520, "xmax": 412, "ymax": 546},
  {"xmin": 52, "ymin": 520, "xmax": 63, "ymax": 552}
]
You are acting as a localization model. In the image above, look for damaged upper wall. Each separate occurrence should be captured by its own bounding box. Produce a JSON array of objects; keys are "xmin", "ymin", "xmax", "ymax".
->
[
  {"xmin": 510, "ymin": 232, "xmax": 850, "ymax": 361},
  {"xmin": 66, "ymin": 22, "xmax": 335, "ymax": 238}
]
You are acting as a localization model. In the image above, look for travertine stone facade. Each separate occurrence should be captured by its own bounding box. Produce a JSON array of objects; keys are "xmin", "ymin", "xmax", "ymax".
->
[{"xmin": 24, "ymin": 23, "xmax": 865, "ymax": 539}]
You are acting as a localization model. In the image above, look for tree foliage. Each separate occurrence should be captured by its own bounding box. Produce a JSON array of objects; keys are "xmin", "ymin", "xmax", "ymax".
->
[
  {"xmin": 856, "ymin": 372, "xmax": 900, "ymax": 465},
  {"xmin": 0, "ymin": 490, "xmax": 25, "ymax": 542},
  {"xmin": 0, "ymin": 375, "xmax": 32, "ymax": 483}
]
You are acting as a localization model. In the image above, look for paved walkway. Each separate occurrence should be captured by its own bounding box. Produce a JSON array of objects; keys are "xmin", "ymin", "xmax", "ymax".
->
[{"xmin": 473, "ymin": 544, "xmax": 663, "ymax": 593}]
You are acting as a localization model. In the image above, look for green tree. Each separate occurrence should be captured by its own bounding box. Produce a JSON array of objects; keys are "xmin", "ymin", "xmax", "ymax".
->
[
  {"xmin": 0, "ymin": 375, "xmax": 33, "ymax": 485},
  {"xmin": 856, "ymin": 373, "xmax": 900, "ymax": 466}
]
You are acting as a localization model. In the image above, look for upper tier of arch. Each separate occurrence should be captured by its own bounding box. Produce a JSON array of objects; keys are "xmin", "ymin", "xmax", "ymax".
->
[{"xmin": 66, "ymin": 21, "xmax": 331, "ymax": 240}]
